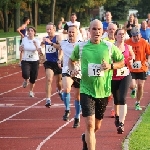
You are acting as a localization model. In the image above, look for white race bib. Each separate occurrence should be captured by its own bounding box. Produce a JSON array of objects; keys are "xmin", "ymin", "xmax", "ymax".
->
[
  {"xmin": 131, "ymin": 61, "xmax": 142, "ymax": 69},
  {"xmin": 25, "ymin": 51, "xmax": 36, "ymax": 59},
  {"xmin": 116, "ymin": 67, "xmax": 129, "ymax": 76},
  {"xmin": 88, "ymin": 63, "xmax": 104, "ymax": 77},
  {"xmin": 46, "ymin": 45, "xmax": 56, "ymax": 53}
]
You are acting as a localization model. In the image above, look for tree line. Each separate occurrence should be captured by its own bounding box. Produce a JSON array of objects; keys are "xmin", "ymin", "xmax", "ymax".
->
[{"xmin": 0, "ymin": 0, "xmax": 149, "ymax": 32}]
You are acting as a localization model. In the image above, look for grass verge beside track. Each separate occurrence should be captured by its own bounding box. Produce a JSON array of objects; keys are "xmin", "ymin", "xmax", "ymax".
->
[{"xmin": 128, "ymin": 104, "xmax": 150, "ymax": 150}]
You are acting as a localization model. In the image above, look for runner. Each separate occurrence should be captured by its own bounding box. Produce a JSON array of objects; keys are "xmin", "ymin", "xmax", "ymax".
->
[
  {"xmin": 102, "ymin": 23, "xmax": 117, "ymax": 118},
  {"xmin": 112, "ymin": 28, "xmax": 135, "ymax": 134},
  {"xmin": 59, "ymin": 25, "xmax": 82, "ymax": 128},
  {"xmin": 125, "ymin": 27, "xmax": 150, "ymax": 110},
  {"xmin": 19, "ymin": 26, "xmax": 42, "ymax": 97},
  {"xmin": 17, "ymin": 17, "xmax": 30, "ymax": 66},
  {"xmin": 69, "ymin": 19, "xmax": 124, "ymax": 150},
  {"xmin": 63, "ymin": 13, "xmax": 82, "ymax": 40},
  {"xmin": 102, "ymin": 11, "xmax": 119, "ymax": 33},
  {"xmin": 41, "ymin": 22, "xmax": 63, "ymax": 107},
  {"xmin": 124, "ymin": 14, "xmax": 138, "ymax": 37}
]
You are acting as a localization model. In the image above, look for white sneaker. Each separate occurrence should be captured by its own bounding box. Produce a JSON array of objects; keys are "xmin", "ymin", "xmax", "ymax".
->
[
  {"xmin": 29, "ymin": 91, "xmax": 34, "ymax": 97},
  {"xmin": 22, "ymin": 80, "xmax": 28, "ymax": 88}
]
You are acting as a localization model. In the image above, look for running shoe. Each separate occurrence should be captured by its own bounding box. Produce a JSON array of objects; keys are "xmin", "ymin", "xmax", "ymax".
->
[
  {"xmin": 22, "ymin": 80, "xmax": 28, "ymax": 88},
  {"xmin": 29, "ymin": 91, "xmax": 34, "ymax": 97},
  {"xmin": 117, "ymin": 122, "xmax": 124, "ymax": 134},
  {"xmin": 73, "ymin": 118, "xmax": 80, "ymax": 128},
  {"xmin": 63, "ymin": 110, "xmax": 70, "ymax": 121},
  {"xmin": 135, "ymin": 103, "xmax": 142, "ymax": 110},
  {"xmin": 82, "ymin": 133, "xmax": 88, "ymax": 150},
  {"xmin": 111, "ymin": 109, "xmax": 115, "ymax": 118},
  {"xmin": 130, "ymin": 89, "xmax": 136, "ymax": 98},
  {"xmin": 45, "ymin": 99, "xmax": 51, "ymax": 108}
]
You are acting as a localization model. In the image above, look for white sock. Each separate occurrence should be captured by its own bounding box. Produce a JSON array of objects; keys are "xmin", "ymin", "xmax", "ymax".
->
[{"xmin": 119, "ymin": 104, "xmax": 127, "ymax": 124}]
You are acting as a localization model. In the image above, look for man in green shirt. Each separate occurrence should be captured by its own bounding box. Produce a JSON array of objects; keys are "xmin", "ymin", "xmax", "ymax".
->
[{"xmin": 68, "ymin": 19, "xmax": 124, "ymax": 150}]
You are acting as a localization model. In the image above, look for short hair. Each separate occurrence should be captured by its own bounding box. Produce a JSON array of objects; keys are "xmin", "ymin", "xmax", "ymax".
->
[
  {"xmin": 71, "ymin": 13, "xmax": 76, "ymax": 16},
  {"xmin": 47, "ymin": 22, "xmax": 56, "ymax": 30},
  {"xmin": 114, "ymin": 28, "xmax": 125, "ymax": 36},
  {"xmin": 105, "ymin": 11, "xmax": 112, "ymax": 15},
  {"xmin": 90, "ymin": 19, "xmax": 103, "ymax": 28},
  {"xmin": 27, "ymin": 26, "xmax": 36, "ymax": 33},
  {"xmin": 68, "ymin": 25, "xmax": 77, "ymax": 29},
  {"xmin": 108, "ymin": 23, "xmax": 117, "ymax": 30}
]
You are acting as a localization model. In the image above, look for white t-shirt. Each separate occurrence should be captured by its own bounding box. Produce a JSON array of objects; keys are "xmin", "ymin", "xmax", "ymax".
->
[
  {"xmin": 60, "ymin": 40, "xmax": 82, "ymax": 78},
  {"xmin": 21, "ymin": 37, "xmax": 41, "ymax": 61},
  {"xmin": 67, "ymin": 21, "xmax": 80, "ymax": 31},
  {"xmin": 66, "ymin": 21, "xmax": 83, "ymax": 41}
]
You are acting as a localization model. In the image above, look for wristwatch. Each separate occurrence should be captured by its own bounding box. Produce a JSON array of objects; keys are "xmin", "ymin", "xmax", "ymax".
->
[{"xmin": 111, "ymin": 63, "xmax": 114, "ymax": 70}]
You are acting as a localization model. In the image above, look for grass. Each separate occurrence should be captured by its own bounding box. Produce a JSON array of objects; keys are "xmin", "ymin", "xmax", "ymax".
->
[
  {"xmin": 128, "ymin": 105, "xmax": 150, "ymax": 150},
  {"xmin": 0, "ymin": 19, "xmax": 145, "ymax": 39},
  {"xmin": 0, "ymin": 24, "xmax": 46, "ymax": 38},
  {"xmin": 0, "ymin": 60, "xmax": 19, "ymax": 67}
]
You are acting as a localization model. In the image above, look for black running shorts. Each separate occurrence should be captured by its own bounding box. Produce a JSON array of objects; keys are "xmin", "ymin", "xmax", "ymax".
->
[
  {"xmin": 62, "ymin": 73, "xmax": 80, "ymax": 88},
  {"xmin": 131, "ymin": 72, "xmax": 147, "ymax": 80},
  {"xmin": 44, "ymin": 61, "xmax": 62, "ymax": 75},
  {"xmin": 80, "ymin": 93, "xmax": 108, "ymax": 120}
]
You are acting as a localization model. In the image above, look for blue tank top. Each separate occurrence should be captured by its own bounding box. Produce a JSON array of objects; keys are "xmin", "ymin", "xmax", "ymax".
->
[
  {"xmin": 45, "ymin": 36, "xmax": 58, "ymax": 62},
  {"xmin": 20, "ymin": 27, "xmax": 27, "ymax": 37}
]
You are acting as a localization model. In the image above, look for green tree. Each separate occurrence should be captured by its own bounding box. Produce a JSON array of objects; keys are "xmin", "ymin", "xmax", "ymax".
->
[{"xmin": 135, "ymin": 0, "xmax": 150, "ymax": 18}]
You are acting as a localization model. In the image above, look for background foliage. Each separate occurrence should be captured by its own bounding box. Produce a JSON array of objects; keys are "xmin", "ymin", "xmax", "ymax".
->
[{"xmin": 0, "ymin": 0, "xmax": 149, "ymax": 33}]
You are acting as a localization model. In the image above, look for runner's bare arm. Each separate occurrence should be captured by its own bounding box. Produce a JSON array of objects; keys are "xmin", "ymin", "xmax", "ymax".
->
[
  {"xmin": 68, "ymin": 58, "xmax": 76, "ymax": 71},
  {"xmin": 128, "ymin": 45, "xmax": 135, "ymax": 60}
]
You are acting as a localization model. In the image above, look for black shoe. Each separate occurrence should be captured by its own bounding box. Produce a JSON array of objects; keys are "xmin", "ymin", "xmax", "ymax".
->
[
  {"xmin": 45, "ymin": 102, "xmax": 51, "ymax": 108},
  {"xmin": 117, "ymin": 122, "xmax": 124, "ymax": 134},
  {"xmin": 73, "ymin": 118, "xmax": 80, "ymax": 128},
  {"xmin": 115, "ymin": 115, "xmax": 119, "ymax": 127},
  {"xmin": 63, "ymin": 110, "xmax": 70, "ymax": 121},
  {"xmin": 82, "ymin": 133, "xmax": 88, "ymax": 150}
]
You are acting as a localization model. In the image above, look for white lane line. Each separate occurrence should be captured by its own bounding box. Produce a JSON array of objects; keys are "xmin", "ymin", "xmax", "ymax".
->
[
  {"xmin": 0, "ymin": 92, "xmax": 57, "ymax": 124},
  {"xmin": 36, "ymin": 118, "xmax": 74, "ymax": 150},
  {"xmin": 0, "ymin": 77, "xmax": 45, "ymax": 96},
  {"xmin": 0, "ymin": 71, "xmax": 21, "ymax": 80},
  {"xmin": 0, "ymin": 137, "xmax": 28, "ymax": 139}
]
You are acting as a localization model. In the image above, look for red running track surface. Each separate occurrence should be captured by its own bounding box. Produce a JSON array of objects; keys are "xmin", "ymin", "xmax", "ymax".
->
[{"xmin": 0, "ymin": 64, "xmax": 150, "ymax": 150}]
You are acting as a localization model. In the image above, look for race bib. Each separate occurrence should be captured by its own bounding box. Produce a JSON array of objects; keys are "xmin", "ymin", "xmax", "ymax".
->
[
  {"xmin": 25, "ymin": 51, "xmax": 36, "ymax": 59},
  {"xmin": 131, "ymin": 61, "xmax": 142, "ymax": 69},
  {"xmin": 88, "ymin": 63, "xmax": 104, "ymax": 77},
  {"xmin": 46, "ymin": 45, "xmax": 56, "ymax": 53},
  {"xmin": 116, "ymin": 67, "xmax": 129, "ymax": 76}
]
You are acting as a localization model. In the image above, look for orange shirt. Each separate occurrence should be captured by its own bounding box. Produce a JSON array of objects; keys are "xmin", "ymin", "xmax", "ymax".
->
[{"xmin": 125, "ymin": 38, "xmax": 150, "ymax": 72}]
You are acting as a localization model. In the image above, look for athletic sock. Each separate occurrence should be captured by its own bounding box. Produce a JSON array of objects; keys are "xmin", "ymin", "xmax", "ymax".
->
[
  {"xmin": 63, "ymin": 92, "xmax": 70, "ymax": 110},
  {"xmin": 74, "ymin": 100, "xmax": 81, "ymax": 119}
]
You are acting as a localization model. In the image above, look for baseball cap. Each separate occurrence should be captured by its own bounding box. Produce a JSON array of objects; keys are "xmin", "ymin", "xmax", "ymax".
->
[{"xmin": 130, "ymin": 27, "xmax": 140, "ymax": 36}]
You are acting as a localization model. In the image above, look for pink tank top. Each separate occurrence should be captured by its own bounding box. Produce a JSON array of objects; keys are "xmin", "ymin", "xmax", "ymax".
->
[{"xmin": 112, "ymin": 43, "xmax": 130, "ymax": 80}]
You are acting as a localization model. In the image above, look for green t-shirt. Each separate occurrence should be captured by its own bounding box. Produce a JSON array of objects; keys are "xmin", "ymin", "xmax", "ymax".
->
[{"xmin": 70, "ymin": 40, "xmax": 124, "ymax": 98}]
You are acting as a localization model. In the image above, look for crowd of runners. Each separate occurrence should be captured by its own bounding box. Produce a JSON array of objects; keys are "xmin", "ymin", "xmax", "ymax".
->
[{"xmin": 17, "ymin": 11, "xmax": 150, "ymax": 150}]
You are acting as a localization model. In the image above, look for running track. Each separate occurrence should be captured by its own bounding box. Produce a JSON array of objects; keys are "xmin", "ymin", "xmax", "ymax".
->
[{"xmin": 0, "ymin": 64, "xmax": 150, "ymax": 150}]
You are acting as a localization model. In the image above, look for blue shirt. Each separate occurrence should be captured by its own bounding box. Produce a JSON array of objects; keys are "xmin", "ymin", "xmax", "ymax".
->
[
  {"xmin": 45, "ymin": 36, "xmax": 58, "ymax": 62},
  {"xmin": 20, "ymin": 27, "xmax": 27, "ymax": 37},
  {"xmin": 102, "ymin": 21, "xmax": 109, "ymax": 31},
  {"xmin": 102, "ymin": 21, "xmax": 118, "ymax": 31},
  {"xmin": 140, "ymin": 28, "xmax": 150, "ymax": 41}
]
